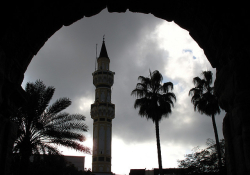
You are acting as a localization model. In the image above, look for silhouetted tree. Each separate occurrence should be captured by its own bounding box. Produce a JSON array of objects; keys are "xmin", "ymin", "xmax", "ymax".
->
[
  {"xmin": 11, "ymin": 80, "xmax": 90, "ymax": 173},
  {"xmin": 131, "ymin": 70, "xmax": 176, "ymax": 175},
  {"xmin": 178, "ymin": 139, "xmax": 225, "ymax": 174},
  {"xmin": 189, "ymin": 71, "xmax": 222, "ymax": 172}
]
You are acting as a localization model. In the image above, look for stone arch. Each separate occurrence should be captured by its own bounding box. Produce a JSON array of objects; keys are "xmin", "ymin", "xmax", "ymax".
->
[{"xmin": 0, "ymin": 1, "xmax": 249, "ymax": 175}]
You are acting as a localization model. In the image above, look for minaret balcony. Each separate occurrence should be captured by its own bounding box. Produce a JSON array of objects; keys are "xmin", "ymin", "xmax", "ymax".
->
[
  {"xmin": 92, "ymin": 70, "xmax": 115, "ymax": 87},
  {"xmin": 91, "ymin": 103, "xmax": 115, "ymax": 119}
]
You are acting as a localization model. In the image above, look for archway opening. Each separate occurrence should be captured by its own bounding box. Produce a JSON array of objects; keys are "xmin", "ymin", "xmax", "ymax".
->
[{"xmin": 21, "ymin": 9, "xmax": 224, "ymax": 174}]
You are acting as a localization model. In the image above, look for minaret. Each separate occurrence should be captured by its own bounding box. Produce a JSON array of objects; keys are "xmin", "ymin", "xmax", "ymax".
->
[{"xmin": 91, "ymin": 38, "xmax": 115, "ymax": 174}]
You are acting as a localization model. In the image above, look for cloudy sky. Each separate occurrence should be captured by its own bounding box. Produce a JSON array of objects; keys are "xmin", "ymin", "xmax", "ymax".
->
[{"xmin": 22, "ymin": 9, "xmax": 225, "ymax": 174}]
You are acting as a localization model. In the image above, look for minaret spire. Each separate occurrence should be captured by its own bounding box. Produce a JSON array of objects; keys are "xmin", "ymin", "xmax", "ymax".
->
[{"xmin": 99, "ymin": 35, "xmax": 109, "ymax": 58}]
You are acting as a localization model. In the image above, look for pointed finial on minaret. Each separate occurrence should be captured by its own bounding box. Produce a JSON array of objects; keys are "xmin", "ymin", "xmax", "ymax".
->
[
  {"xmin": 99, "ymin": 37, "xmax": 109, "ymax": 58},
  {"xmin": 95, "ymin": 44, "xmax": 97, "ymax": 71}
]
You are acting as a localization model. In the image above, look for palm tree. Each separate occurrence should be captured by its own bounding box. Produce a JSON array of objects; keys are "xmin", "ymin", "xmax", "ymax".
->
[
  {"xmin": 189, "ymin": 71, "xmax": 222, "ymax": 172},
  {"xmin": 131, "ymin": 70, "xmax": 176, "ymax": 175},
  {"xmin": 11, "ymin": 80, "xmax": 90, "ymax": 172}
]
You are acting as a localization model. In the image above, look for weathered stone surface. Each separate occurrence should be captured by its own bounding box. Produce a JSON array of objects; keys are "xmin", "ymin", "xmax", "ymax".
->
[
  {"xmin": 0, "ymin": 116, "xmax": 17, "ymax": 174},
  {"xmin": 223, "ymin": 113, "xmax": 234, "ymax": 174},
  {"xmin": 0, "ymin": 1, "xmax": 250, "ymax": 175}
]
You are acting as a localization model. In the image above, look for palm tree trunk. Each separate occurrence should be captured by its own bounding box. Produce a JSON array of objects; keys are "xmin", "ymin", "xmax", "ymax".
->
[
  {"xmin": 19, "ymin": 153, "xmax": 30, "ymax": 175},
  {"xmin": 211, "ymin": 114, "xmax": 222, "ymax": 173},
  {"xmin": 155, "ymin": 120, "xmax": 163, "ymax": 175},
  {"xmin": 19, "ymin": 133, "xmax": 32, "ymax": 175}
]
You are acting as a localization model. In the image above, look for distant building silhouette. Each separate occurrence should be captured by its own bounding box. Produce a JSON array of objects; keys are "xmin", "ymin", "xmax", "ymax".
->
[
  {"xmin": 29, "ymin": 154, "xmax": 85, "ymax": 171},
  {"xmin": 129, "ymin": 169, "xmax": 146, "ymax": 175},
  {"xmin": 64, "ymin": 155, "xmax": 85, "ymax": 171},
  {"xmin": 129, "ymin": 168, "xmax": 187, "ymax": 175},
  {"xmin": 91, "ymin": 39, "xmax": 115, "ymax": 175}
]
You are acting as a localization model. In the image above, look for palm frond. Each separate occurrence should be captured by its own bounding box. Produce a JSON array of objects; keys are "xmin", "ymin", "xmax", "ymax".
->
[
  {"xmin": 49, "ymin": 122, "xmax": 88, "ymax": 134},
  {"xmin": 43, "ymin": 129, "xmax": 86, "ymax": 142},
  {"xmin": 201, "ymin": 71, "xmax": 213, "ymax": 86},
  {"xmin": 45, "ymin": 113, "xmax": 86, "ymax": 127},
  {"xmin": 40, "ymin": 143, "xmax": 62, "ymax": 155},
  {"xmin": 189, "ymin": 88, "xmax": 197, "ymax": 96},
  {"xmin": 193, "ymin": 77, "xmax": 203, "ymax": 88},
  {"xmin": 45, "ymin": 98, "xmax": 71, "ymax": 118},
  {"xmin": 151, "ymin": 70, "xmax": 163, "ymax": 85},
  {"xmin": 162, "ymin": 92, "xmax": 176, "ymax": 107},
  {"xmin": 36, "ymin": 86, "xmax": 55, "ymax": 116},
  {"xmin": 51, "ymin": 139, "xmax": 91, "ymax": 154},
  {"xmin": 162, "ymin": 82, "xmax": 174, "ymax": 93},
  {"xmin": 138, "ymin": 76, "xmax": 150, "ymax": 85}
]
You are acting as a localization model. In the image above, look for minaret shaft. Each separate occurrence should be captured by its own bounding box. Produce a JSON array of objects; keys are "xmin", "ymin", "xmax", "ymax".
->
[{"xmin": 91, "ymin": 41, "xmax": 115, "ymax": 174}]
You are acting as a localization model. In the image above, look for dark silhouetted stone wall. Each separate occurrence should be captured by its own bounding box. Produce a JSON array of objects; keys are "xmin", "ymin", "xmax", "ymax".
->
[{"xmin": 0, "ymin": 1, "xmax": 249, "ymax": 175}]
